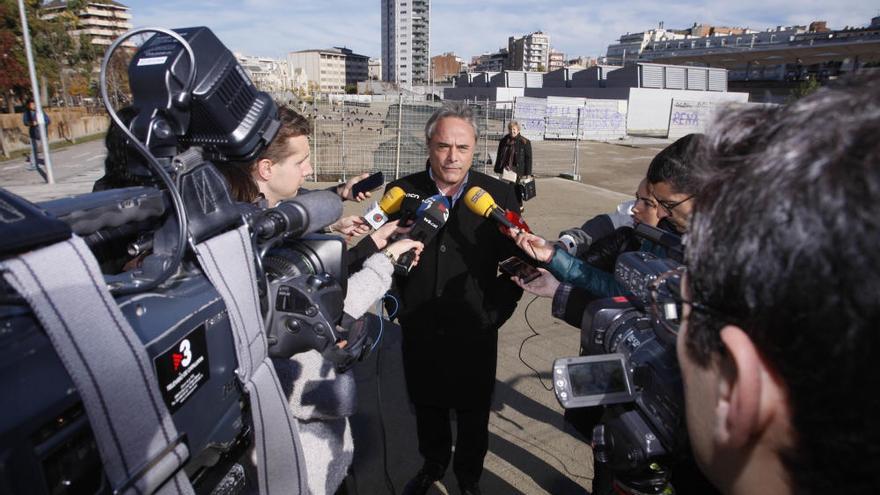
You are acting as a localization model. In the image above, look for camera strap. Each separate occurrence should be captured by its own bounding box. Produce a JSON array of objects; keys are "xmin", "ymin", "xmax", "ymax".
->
[
  {"xmin": 193, "ymin": 225, "xmax": 309, "ymax": 495},
  {"xmin": 0, "ymin": 236, "xmax": 194, "ymax": 495}
]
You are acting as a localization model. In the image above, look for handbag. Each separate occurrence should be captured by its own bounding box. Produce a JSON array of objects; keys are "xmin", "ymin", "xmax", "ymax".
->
[
  {"xmin": 501, "ymin": 168, "xmax": 517, "ymax": 183},
  {"xmin": 516, "ymin": 175, "xmax": 536, "ymax": 202}
]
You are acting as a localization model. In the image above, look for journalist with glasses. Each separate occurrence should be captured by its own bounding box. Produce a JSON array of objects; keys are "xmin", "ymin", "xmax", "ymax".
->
[{"xmin": 511, "ymin": 134, "xmax": 703, "ymax": 305}]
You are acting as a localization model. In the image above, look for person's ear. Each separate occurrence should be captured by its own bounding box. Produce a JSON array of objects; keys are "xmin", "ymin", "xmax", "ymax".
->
[
  {"xmin": 255, "ymin": 158, "xmax": 273, "ymax": 181},
  {"xmin": 714, "ymin": 325, "xmax": 779, "ymax": 449}
]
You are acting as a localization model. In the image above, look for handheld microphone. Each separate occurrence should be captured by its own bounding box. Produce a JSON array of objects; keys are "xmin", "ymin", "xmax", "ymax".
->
[
  {"xmin": 396, "ymin": 199, "xmax": 450, "ymax": 273},
  {"xmin": 399, "ymin": 192, "xmax": 423, "ymax": 223},
  {"xmin": 363, "ymin": 186, "xmax": 405, "ymax": 229},
  {"xmin": 252, "ymin": 190, "xmax": 342, "ymax": 241},
  {"xmin": 463, "ymin": 186, "xmax": 516, "ymax": 230}
]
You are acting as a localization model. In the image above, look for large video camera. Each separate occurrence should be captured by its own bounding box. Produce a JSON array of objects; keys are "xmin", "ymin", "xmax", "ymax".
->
[
  {"xmin": 551, "ymin": 224, "xmax": 691, "ymax": 495},
  {"xmin": 0, "ymin": 27, "xmax": 346, "ymax": 494}
]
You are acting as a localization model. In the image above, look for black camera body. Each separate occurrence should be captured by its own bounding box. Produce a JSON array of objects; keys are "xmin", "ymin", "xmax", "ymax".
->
[
  {"xmin": 553, "ymin": 227, "xmax": 691, "ymax": 494},
  {"xmin": 0, "ymin": 26, "xmax": 347, "ymax": 495}
]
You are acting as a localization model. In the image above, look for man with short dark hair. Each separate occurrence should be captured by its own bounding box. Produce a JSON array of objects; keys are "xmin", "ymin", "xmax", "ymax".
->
[
  {"xmin": 677, "ymin": 74, "xmax": 880, "ymax": 494},
  {"xmin": 646, "ymin": 133, "xmax": 701, "ymax": 234}
]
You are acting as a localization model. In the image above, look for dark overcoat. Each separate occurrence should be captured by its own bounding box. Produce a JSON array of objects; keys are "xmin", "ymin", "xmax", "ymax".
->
[
  {"xmin": 493, "ymin": 134, "xmax": 533, "ymax": 177},
  {"xmin": 386, "ymin": 170, "xmax": 523, "ymax": 408}
]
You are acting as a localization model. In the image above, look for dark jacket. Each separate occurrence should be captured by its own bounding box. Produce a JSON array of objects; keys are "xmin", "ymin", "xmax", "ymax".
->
[
  {"xmin": 23, "ymin": 108, "xmax": 50, "ymax": 140},
  {"xmin": 494, "ymin": 134, "xmax": 532, "ymax": 177},
  {"xmin": 386, "ymin": 170, "xmax": 523, "ymax": 408},
  {"xmin": 583, "ymin": 226, "xmax": 641, "ymax": 273}
]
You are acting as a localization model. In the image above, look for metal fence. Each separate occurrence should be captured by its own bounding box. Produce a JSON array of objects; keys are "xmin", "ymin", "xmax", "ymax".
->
[{"xmin": 276, "ymin": 95, "xmax": 591, "ymax": 183}]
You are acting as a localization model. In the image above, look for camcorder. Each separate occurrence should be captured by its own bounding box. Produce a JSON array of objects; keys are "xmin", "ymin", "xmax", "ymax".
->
[
  {"xmin": 0, "ymin": 27, "xmax": 351, "ymax": 494},
  {"xmin": 552, "ymin": 224, "xmax": 696, "ymax": 495}
]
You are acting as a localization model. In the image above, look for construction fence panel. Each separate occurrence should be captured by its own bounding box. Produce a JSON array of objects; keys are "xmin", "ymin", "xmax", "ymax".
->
[{"xmin": 280, "ymin": 95, "xmax": 585, "ymax": 184}]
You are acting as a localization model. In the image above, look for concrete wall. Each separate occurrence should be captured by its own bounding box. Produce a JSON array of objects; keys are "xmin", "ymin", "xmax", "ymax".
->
[
  {"xmin": 512, "ymin": 97, "xmax": 546, "ymax": 141},
  {"xmin": 0, "ymin": 109, "xmax": 108, "ymax": 155},
  {"xmin": 541, "ymin": 97, "xmax": 628, "ymax": 141},
  {"xmin": 626, "ymin": 88, "xmax": 749, "ymax": 136}
]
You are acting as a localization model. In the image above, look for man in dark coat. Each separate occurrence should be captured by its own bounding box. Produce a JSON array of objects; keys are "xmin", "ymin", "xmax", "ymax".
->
[{"xmin": 387, "ymin": 102, "xmax": 523, "ymax": 495}]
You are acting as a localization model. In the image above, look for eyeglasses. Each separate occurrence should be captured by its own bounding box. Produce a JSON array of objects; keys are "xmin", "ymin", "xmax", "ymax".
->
[
  {"xmin": 647, "ymin": 266, "xmax": 728, "ymax": 337},
  {"xmin": 654, "ymin": 194, "xmax": 693, "ymax": 215}
]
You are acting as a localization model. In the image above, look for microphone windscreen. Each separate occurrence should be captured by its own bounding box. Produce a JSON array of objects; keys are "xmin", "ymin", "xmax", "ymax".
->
[
  {"xmin": 464, "ymin": 186, "xmax": 497, "ymax": 218},
  {"xmin": 279, "ymin": 190, "xmax": 343, "ymax": 236},
  {"xmin": 400, "ymin": 192, "xmax": 423, "ymax": 221},
  {"xmin": 378, "ymin": 186, "xmax": 406, "ymax": 214}
]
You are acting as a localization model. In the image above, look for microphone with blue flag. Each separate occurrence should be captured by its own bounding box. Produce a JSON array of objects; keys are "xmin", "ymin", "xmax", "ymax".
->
[{"xmin": 395, "ymin": 194, "xmax": 450, "ymax": 274}]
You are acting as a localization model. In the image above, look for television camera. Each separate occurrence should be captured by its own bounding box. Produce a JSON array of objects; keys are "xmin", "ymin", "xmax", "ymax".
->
[
  {"xmin": 0, "ymin": 27, "xmax": 348, "ymax": 494},
  {"xmin": 551, "ymin": 224, "xmax": 698, "ymax": 494}
]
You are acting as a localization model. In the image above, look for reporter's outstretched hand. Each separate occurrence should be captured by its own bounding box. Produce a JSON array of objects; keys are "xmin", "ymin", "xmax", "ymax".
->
[
  {"xmin": 515, "ymin": 231, "xmax": 555, "ymax": 263},
  {"xmin": 511, "ymin": 268, "xmax": 560, "ymax": 298},
  {"xmin": 386, "ymin": 239, "xmax": 424, "ymax": 267},
  {"xmin": 369, "ymin": 219, "xmax": 413, "ymax": 249},
  {"xmin": 338, "ymin": 172, "xmax": 373, "ymax": 202},
  {"xmin": 330, "ymin": 215, "xmax": 371, "ymax": 240}
]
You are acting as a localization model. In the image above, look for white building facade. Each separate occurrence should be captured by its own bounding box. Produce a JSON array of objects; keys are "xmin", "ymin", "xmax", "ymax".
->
[
  {"xmin": 380, "ymin": 0, "xmax": 430, "ymax": 87},
  {"xmin": 235, "ymin": 53, "xmax": 290, "ymax": 93},
  {"xmin": 288, "ymin": 48, "xmax": 369, "ymax": 94}
]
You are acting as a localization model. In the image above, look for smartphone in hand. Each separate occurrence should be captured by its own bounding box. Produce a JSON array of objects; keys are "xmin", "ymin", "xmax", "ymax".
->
[
  {"xmin": 351, "ymin": 171, "xmax": 384, "ymax": 197},
  {"xmin": 498, "ymin": 256, "xmax": 541, "ymax": 283}
]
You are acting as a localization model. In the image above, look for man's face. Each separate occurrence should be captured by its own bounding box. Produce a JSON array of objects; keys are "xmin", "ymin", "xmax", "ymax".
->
[
  {"xmin": 27, "ymin": 101, "xmax": 35, "ymax": 110},
  {"xmin": 652, "ymin": 181, "xmax": 693, "ymax": 233},
  {"xmin": 509, "ymin": 125, "xmax": 520, "ymax": 138},
  {"xmin": 428, "ymin": 117, "xmax": 475, "ymax": 190},
  {"xmin": 632, "ymin": 179, "xmax": 660, "ymax": 227},
  {"xmin": 261, "ymin": 135, "xmax": 312, "ymax": 205},
  {"xmin": 676, "ymin": 275, "xmax": 723, "ymax": 486}
]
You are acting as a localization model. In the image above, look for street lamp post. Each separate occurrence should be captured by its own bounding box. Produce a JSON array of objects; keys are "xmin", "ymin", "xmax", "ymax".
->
[{"xmin": 17, "ymin": 0, "xmax": 55, "ymax": 184}]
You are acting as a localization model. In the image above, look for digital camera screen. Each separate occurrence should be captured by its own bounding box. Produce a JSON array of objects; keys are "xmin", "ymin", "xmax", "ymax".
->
[{"xmin": 568, "ymin": 359, "xmax": 629, "ymax": 397}]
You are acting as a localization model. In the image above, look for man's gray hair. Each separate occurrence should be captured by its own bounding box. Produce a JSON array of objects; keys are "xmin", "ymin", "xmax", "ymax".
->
[{"xmin": 424, "ymin": 101, "xmax": 479, "ymax": 144}]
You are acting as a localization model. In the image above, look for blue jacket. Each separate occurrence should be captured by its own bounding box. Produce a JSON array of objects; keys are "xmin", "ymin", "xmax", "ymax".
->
[
  {"xmin": 546, "ymin": 238, "xmax": 667, "ymax": 298},
  {"xmin": 23, "ymin": 109, "xmax": 50, "ymax": 139}
]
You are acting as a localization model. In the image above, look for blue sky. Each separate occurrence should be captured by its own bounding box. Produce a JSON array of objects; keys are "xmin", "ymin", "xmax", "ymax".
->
[{"xmin": 122, "ymin": 0, "xmax": 879, "ymax": 61}]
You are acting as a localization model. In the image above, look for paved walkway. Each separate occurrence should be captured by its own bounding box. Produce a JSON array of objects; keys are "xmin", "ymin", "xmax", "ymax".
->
[{"xmin": 1, "ymin": 139, "xmax": 656, "ymax": 495}]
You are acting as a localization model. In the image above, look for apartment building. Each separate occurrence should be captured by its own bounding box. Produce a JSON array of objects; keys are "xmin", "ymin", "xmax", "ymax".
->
[
  {"xmin": 380, "ymin": 0, "xmax": 430, "ymax": 86},
  {"xmin": 235, "ymin": 53, "xmax": 290, "ymax": 93},
  {"xmin": 41, "ymin": 0, "xmax": 133, "ymax": 47},
  {"xmin": 288, "ymin": 47, "xmax": 369, "ymax": 94},
  {"xmin": 507, "ymin": 31, "xmax": 550, "ymax": 71},
  {"xmin": 431, "ymin": 52, "xmax": 465, "ymax": 82}
]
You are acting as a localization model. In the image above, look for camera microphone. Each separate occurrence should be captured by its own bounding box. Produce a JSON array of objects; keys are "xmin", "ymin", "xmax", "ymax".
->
[
  {"xmin": 463, "ymin": 186, "xmax": 516, "ymax": 230},
  {"xmin": 363, "ymin": 186, "xmax": 405, "ymax": 230},
  {"xmin": 253, "ymin": 190, "xmax": 343, "ymax": 241}
]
